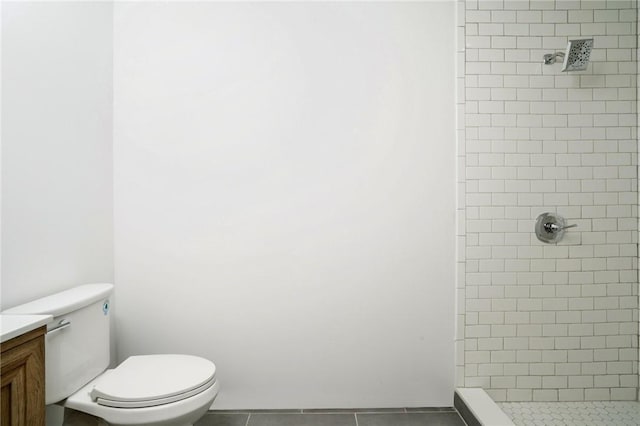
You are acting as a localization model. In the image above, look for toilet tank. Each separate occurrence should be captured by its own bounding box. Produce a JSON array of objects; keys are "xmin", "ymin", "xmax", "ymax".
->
[{"xmin": 3, "ymin": 283, "xmax": 114, "ymax": 404}]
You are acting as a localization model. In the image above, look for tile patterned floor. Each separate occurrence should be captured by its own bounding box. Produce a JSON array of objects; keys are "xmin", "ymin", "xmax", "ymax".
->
[
  {"xmin": 195, "ymin": 408, "xmax": 466, "ymax": 426},
  {"xmin": 499, "ymin": 401, "xmax": 640, "ymax": 426}
]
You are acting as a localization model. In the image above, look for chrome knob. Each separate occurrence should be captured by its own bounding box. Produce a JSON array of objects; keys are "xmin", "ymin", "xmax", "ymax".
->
[{"xmin": 535, "ymin": 212, "xmax": 577, "ymax": 243}]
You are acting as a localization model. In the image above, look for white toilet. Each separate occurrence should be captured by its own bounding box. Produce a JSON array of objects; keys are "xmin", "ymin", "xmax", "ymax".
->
[{"xmin": 3, "ymin": 283, "xmax": 219, "ymax": 426}]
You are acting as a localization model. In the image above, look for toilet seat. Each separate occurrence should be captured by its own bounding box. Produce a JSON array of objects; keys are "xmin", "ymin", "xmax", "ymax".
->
[
  {"xmin": 95, "ymin": 375, "xmax": 216, "ymax": 408},
  {"xmin": 64, "ymin": 371, "xmax": 220, "ymax": 426},
  {"xmin": 90, "ymin": 354, "xmax": 216, "ymax": 409}
]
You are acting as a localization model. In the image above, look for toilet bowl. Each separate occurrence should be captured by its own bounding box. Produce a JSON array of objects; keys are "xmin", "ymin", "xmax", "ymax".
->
[
  {"xmin": 3, "ymin": 284, "xmax": 219, "ymax": 426},
  {"xmin": 65, "ymin": 354, "xmax": 219, "ymax": 426}
]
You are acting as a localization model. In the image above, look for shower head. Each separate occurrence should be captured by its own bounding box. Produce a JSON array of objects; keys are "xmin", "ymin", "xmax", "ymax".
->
[
  {"xmin": 543, "ymin": 38, "xmax": 593, "ymax": 72},
  {"xmin": 562, "ymin": 38, "xmax": 593, "ymax": 71}
]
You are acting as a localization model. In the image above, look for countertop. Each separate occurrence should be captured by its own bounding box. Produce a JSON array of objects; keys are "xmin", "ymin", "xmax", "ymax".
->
[{"xmin": 1, "ymin": 314, "xmax": 53, "ymax": 343}]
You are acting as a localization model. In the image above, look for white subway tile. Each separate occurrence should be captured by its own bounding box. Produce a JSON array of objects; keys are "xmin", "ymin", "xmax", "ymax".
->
[
  {"xmin": 542, "ymin": 36, "xmax": 568, "ymax": 49},
  {"xmin": 606, "ymin": 48, "xmax": 632, "ymax": 61},
  {"xmin": 478, "ymin": 74, "xmax": 504, "ymax": 87},
  {"xmin": 545, "ymin": 10, "xmax": 569, "ymax": 23},
  {"xmin": 492, "ymin": 10, "xmax": 516, "ymax": 22},
  {"xmin": 504, "ymin": 49, "xmax": 531, "ymax": 62},
  {"xmin": 517, "ymin": 36, "xmax": 543, "ymax": 48},
  {"xmin": 466, "ymin": 10, "xmax": 492, "ymax": 23},
  {"xmin": 606, "ymin": 74, "xmax": 632, "ymax": 87},
  {"xmin": 606, "ymin": 22, "xmax": 633, "ymax": 34},
  {"xmin": 595, "ymin": 9, "xmax": 621, "ymax": 22},
  {"xmin": 504, "ymin": 23, "xmax": 530, "ymax": 36},
  {"xmin": 491, "ymin": 62, "xmax": 517, "ymax": 74},
  {"xmin": 479, "ymin": 48, "xmax": 505, "ymax": 61},
  {"xmin": 530, "ymin": 23, "xmax": 555, "ymax": 36},
  {"xmin": 503, "ymin": 0, "xmax": 531, "ymax": 10},
  {"xmin": 568, "ymin": 10, "xmax": 593, "ymax": 22},
  {"xmin": 529, "ymin": 0, "xmax": 555, "ymax": 10},
  {"xmin": 556, "ymin": 101, "xmax": 582, "ymax": 114},
  {"xmin": 479, "ymin": 23, "xmax": 504, "ymax": 35},
  {"xmin": 555, "ymin": 23, "xmax": 581, "ymax": 35},
  {"xmin": 516, "ymin": 63, "xmax": 543, "ymax": 75},
  {"xmin": 479, "ymin": 100, "xmax": 505, "ymax": 113},
  {"xmin": 581, "ymin": 22, "xmax": 607, "ymax": 35},
  {"xmin": 478, "ymin": 0, "xmax": 504, "ymax": 11},
  {"xmin": 491, "ymin": 36, "xmax": 517, "ymax": 49},
  {"xmin": 554, "ymin": 1, "xmax": 581, "ymax": 10},
  {"xmin": 466, "ymin": 61, "xmax": 491, "ymax": 74},
  {"xmin": 517, "ymin": 10, "xmax": 542, "ymax": 23},
  {"xmin": 542, "ymin": 376, "xmax": 568, "ymax": 389},
  {"xmin": 568, "ymin": 375, "xmax": 593, "ymax": 388}
]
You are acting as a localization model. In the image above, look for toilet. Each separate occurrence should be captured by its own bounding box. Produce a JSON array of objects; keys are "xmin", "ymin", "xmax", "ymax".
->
[{"xmin": 3, "ymin": 283, "xmax": 219, "ymax": 426}]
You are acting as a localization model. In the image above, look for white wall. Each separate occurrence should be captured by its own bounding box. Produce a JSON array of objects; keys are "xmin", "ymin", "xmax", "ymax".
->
[
  {"xmin": 1, "ymin": 3, "xmax": 113, "ymax": 424},
  {"xmin": 1, "ymin": 2, "xmax": 114, "ymax": 309},
  {"xmin": 114, "ymin": 2, "xmax": 456, "ymax": 409}
]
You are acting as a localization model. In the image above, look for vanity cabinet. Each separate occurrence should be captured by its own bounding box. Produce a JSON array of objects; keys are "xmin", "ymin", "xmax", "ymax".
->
[{"xmin": 1, "ymin": 326, "xmax": 46, "ymax": 426}]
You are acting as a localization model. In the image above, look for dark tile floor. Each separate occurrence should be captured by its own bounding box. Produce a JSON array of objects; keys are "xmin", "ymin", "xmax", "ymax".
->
[{"xmin": 195, "ymin": 408, "xmax": 466, "ymax": 426}]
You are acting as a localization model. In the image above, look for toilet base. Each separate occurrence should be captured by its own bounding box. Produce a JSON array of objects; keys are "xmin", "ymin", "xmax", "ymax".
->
[
  {"xmin": 62, "ymin": 407, "xmax": 199, "ymax": 426},
  {"xmin": 62, "ymin": 408, "xmax": 107, "ymax": 426}
]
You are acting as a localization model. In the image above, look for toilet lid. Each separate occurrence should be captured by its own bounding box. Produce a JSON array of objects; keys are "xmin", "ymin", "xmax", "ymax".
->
[{"xmin": 90, "ymin": 354, "xmax": 216, "ymax": 408}]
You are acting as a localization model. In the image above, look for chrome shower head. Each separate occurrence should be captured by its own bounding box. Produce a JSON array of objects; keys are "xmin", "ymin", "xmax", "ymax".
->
[
  {"xmin": 543, "ymin": 38, "xmax": 594, "ymax": 72},
  {"xmin": 561, "ymin": 38, "xmax": 593, "ymax": 72}
]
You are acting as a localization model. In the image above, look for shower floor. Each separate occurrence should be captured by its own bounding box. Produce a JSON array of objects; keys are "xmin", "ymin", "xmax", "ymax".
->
[{"xmin": 499, "ymin": 401, "xmax": 640, "ymax": 426}]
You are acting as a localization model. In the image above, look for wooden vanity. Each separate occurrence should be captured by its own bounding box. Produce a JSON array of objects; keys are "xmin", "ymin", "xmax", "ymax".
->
[{"xmin": 1, "ymin": 315, "xmax": 51, "ymax": 426}]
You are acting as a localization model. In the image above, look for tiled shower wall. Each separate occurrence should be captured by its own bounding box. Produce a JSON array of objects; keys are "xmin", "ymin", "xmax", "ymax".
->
[{"xmin": 456, "ymin": 0, "xmax": 638, "ymax": 402}]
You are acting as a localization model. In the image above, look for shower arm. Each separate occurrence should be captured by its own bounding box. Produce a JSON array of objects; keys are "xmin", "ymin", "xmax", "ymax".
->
[{"xmin": 543, "ymin": 51, "xmax": 565, "ymax": 65}]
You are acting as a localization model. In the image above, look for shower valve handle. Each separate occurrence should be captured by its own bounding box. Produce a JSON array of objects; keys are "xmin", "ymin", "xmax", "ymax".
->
[
  {"xmin": 535, "ymin": 212, "xmax": 577, "ymax": 243},
  {"xmin": 543, "ymin": 222, "xmax": 577, "ymax": 233}
]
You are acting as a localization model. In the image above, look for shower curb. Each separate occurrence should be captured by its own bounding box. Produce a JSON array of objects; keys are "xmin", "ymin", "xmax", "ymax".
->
[{"xmin": 454, "ymin": 388, "xmax": 514, "ymax": 426}]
